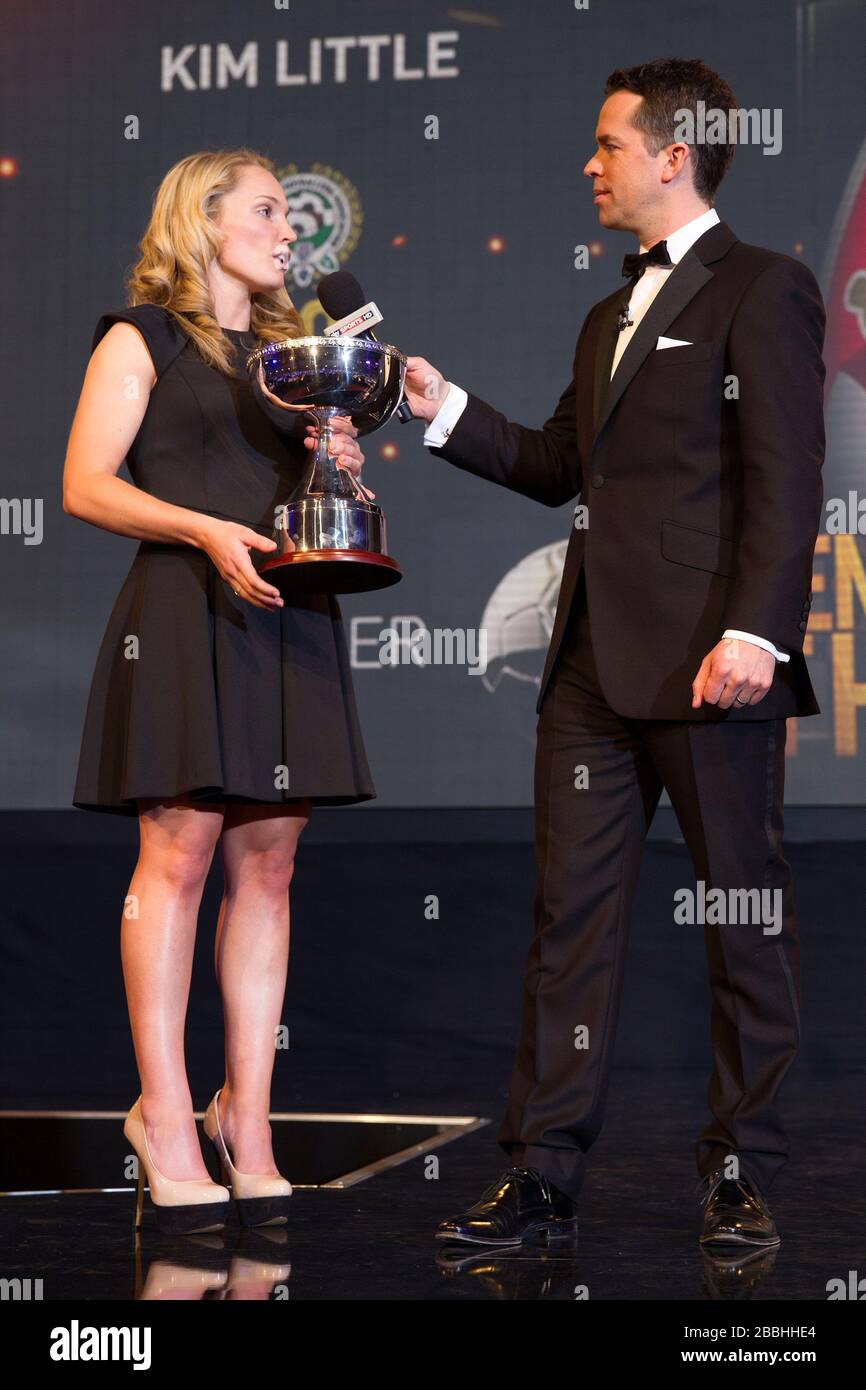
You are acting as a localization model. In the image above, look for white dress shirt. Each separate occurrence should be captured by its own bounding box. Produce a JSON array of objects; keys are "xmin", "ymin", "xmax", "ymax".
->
[{"xmin": 423, "ymin": 206, "xmax": 789, "ymax": 663}]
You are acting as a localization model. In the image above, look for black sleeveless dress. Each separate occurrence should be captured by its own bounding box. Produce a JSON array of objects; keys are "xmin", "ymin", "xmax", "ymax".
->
[{"xmin": 72, "ymin": 304, "xmax": 376, "ymax": 815}]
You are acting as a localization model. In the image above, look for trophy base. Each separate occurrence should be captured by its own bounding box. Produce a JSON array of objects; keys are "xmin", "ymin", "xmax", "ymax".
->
[
  {"xmin": 260, "ymin": 548, "xmax": 403, "ymax": 595},
  {"xmin": 260, "ymin": 495, "xmax": 403, "ymax": 594}
]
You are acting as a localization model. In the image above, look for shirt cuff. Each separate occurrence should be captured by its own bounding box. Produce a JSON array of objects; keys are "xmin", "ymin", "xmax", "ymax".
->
[
  {"xmin": 722, "ymin": 629, "xmax": 791, "ymax": 663},
  {"xmin": 423, "ymin": 383, "xmax": 468, "ymax": 448}
]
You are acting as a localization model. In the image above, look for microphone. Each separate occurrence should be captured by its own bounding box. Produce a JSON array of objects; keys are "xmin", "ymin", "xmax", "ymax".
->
[{"xmin": 317, "ymin": 271, "xmax": 414, "ymax": 422}]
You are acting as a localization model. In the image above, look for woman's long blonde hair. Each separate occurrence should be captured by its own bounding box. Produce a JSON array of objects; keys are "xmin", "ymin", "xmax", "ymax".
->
[{"xmin": 127, "ymin": 148, "xmax": 303, "ymax": 375}]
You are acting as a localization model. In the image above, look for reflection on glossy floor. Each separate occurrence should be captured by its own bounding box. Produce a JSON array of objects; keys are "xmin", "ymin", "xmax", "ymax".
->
[{"xmin": 3, "ymin": 1072, "xmax": 863, "ymax": 1300}]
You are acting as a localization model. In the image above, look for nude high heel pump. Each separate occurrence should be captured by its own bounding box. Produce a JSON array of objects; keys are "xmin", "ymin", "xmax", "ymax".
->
[
  {"xmin": 124, "ymin": 1096, "xmax": 231, "ymax": 1236},
  {"xmin": 203, "ymin": 1088, "xmax": 292, "ymax": 1228}
]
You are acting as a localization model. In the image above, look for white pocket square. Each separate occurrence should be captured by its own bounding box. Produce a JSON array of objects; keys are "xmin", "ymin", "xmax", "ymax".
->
[{"xmin": 656, "ymin": 336, "xmax": 692, "ymax": 349}]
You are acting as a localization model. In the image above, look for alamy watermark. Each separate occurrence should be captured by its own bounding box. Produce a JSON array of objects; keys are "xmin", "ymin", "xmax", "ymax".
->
[
  {"xmin": 0, "ymin": 498, "xmax": 43, "ymax": 545},
  {"xmin": 674, "ymin": 102, "xmax": 782, "ymax": 156},
  {"xmin": 674, "ymin": 881, "xmax": 782, "ymax": 935},
  {"xmin": 825, "ymin": 491, "xmax": 866, "ymax": 534},
  {"xmin": 350, "ymin": 615, "xmax": 487, "ymax": 675}
]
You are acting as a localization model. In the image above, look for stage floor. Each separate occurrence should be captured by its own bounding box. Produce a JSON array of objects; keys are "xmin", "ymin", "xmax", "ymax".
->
[
  {"xmin": 2, "ymin": 1071, "xmax": 863, "ymax": 1301},
  {"xmin": 2, "ymin": 833, "xmax": 864, "ymax": 1300}
]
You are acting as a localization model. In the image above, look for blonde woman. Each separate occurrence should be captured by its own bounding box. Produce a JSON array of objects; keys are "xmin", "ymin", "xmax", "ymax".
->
[{"xmin": 64, "ymin": 149, "xmax": 375, "ymax": 1235}]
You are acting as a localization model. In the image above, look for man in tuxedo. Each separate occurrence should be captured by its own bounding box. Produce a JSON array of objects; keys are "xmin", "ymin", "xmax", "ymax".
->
[{"xmin": 404, "ymin": 57, "xmax": 825, "ymax": 1249}]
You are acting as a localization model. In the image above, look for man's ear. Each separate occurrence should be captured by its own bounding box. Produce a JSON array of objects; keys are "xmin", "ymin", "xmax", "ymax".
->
[{"xmin": 661, "ymin": 141, "xmax": 691, "ymax": 184}]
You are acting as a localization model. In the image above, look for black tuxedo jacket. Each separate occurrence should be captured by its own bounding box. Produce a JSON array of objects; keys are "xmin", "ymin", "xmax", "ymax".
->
[{"xmin": 429, "ymin": 220, "xmax": 826, "ymax": 721}]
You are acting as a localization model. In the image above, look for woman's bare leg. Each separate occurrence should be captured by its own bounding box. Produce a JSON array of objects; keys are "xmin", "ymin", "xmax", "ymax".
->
[
  {"xmin": 213, "ymin": 800, "xmax": 311, "ymax": 1173},
  {"xmin": 123, "ymin": 795, "xmax": 225, "ymax": 1180}
]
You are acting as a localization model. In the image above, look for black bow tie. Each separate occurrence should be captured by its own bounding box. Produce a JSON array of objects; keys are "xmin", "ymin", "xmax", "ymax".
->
[{"xmin": 621, "ymin": 239, "xmax": 672, "ymax": 281}]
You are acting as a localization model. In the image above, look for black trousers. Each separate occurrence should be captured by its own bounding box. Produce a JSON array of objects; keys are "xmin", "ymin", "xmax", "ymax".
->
[{"xmin": 498, "ymin": 565, "xmax": 801, "ymax": 1200}]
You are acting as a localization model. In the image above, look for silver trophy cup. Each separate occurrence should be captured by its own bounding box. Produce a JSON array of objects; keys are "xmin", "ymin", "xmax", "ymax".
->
[{"xmin": 245, "ymin": 335, "xmax": 406, "ymax": 593}]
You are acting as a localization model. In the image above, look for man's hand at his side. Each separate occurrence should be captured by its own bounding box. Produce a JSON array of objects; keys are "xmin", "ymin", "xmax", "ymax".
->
[
  {"xmin": 691, "ymin": 636, "xmax": 776, "ymax": 709},
  {"xmin": 404, "ymin": 356, "xmax": 451, "ymax": 424}
]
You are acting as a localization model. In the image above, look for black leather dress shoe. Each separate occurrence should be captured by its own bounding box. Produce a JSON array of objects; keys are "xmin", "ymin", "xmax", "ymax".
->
[
  {"xmin": 436, "ymin": 1166, "xmax": 578, "ymax": 1248},
  {"xmin": 698, "ymin": 1170, "xmax": 781, "ymax": 1248}
]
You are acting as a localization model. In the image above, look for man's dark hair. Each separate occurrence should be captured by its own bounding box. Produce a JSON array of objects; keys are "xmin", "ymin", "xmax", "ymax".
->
[{"xmin": 603, "ymin": 58, "xmax": 737, "ymax": 202}]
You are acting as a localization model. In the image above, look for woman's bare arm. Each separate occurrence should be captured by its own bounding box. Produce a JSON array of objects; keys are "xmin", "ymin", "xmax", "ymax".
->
[
  {"xmin": 62, "ymin": 321, "xmax": 284, "ymax": 609},
  {"xmin": 63, "ymin": 321, "xmax": 210, "ymax": 547}
]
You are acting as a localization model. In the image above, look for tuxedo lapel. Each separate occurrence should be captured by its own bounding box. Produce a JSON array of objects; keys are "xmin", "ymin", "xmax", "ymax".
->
[
  {"xmin": 592, "ymin": 291, "xmax": 627, "ymax": 433},
  {"xmin": 591, "ymin": 221, "xmax": 737, "ymax": 443},
  {"xmin": 593, "ymin": 253, "xmax": 713, "ymax": 440}
]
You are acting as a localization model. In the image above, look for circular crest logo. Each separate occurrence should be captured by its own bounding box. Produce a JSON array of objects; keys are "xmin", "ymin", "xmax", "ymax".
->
[{"xmin": 274, "ymin": 163, "xmax": 362, "ymax": 290}]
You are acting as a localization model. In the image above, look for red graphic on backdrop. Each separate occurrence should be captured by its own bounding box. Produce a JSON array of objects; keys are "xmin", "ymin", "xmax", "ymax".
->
[{"xmin": 823, "ymin": 135, "xmax": 866, "ymax": 394}]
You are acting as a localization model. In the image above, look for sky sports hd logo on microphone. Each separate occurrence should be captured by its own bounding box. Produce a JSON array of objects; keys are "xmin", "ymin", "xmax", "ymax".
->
[{"xmin": 323, "ymin": 304, "xmax": 384, "ymax": 338}]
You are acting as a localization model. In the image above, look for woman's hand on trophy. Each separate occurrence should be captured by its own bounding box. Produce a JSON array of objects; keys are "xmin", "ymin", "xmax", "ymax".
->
[
  {"xmin": 198, "ymin": 516, "xmax": 287, "ymax": 611},
  {"xmin": 404, "ymin": 357, "xmax": 451, "ymax": 424},
  {"xmin": 304, "ymin": 416, "xmax": 376, "ymax": 500}
]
